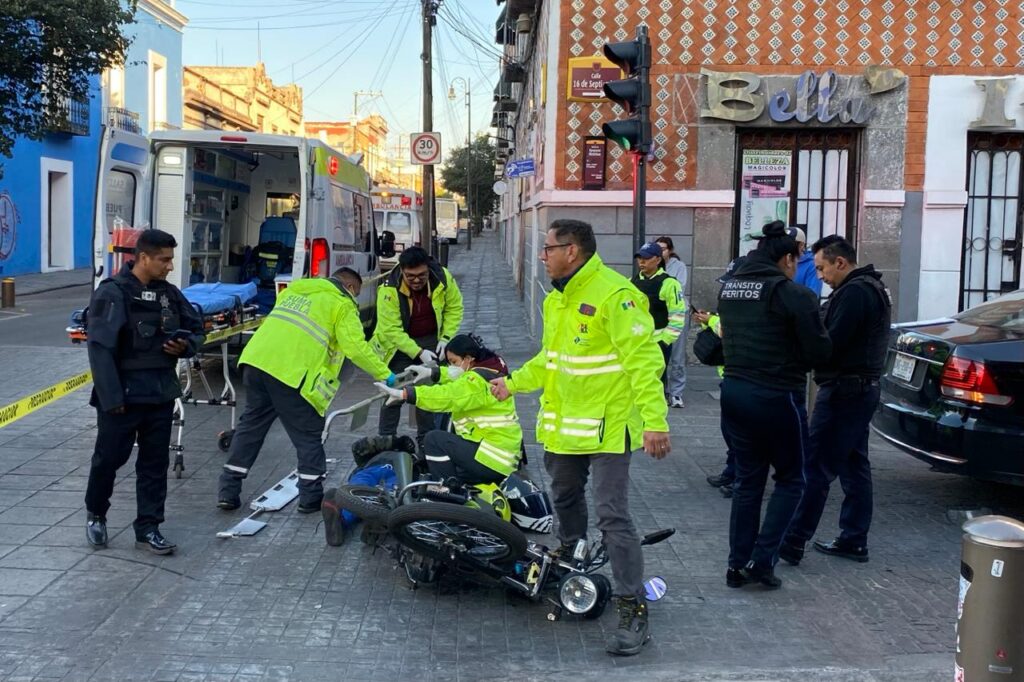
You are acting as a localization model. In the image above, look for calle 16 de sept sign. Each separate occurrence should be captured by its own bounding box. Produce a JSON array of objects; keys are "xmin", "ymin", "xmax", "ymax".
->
[{"xmin": 567, "ymin": 57, "xmax": 622, "ymax": 102}]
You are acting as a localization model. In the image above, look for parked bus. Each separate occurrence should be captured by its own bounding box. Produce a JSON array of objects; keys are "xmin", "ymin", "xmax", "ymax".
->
[
  {"xmin": 371, "ymin": 187, "xmax": 422, "ymax": 270},
  {"xmin": 94, "ymin": 126, "xmax": 389, "ymax": 321}
]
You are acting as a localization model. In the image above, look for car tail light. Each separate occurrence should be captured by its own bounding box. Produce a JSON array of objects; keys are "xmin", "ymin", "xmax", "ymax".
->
[
  {"xmin": 310, "ymin": 238, "xmax": 329, "ymax": 278},
  {"xmin": 940, "ymin": 357, "xmax": 1014, "ymax": 406}
]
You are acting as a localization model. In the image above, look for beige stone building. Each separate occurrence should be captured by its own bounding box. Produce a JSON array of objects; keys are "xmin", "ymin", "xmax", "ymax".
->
[
  {"xmin": 183, "ymin": 63, "xmax": 302, "ymax": 135},
  {"xmin": 305, "ymin": 115, "xmax": 391, "ymax": 184}
]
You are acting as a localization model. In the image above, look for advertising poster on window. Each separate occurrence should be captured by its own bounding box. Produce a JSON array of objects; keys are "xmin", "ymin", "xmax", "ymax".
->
[{"xmin": 738, "ymin": 149, "xmax": 792, "ymax": 255}]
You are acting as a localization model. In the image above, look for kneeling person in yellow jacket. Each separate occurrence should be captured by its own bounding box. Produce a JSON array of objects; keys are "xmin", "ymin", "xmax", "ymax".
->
[
  {"xmin": 218, "ymin": 268, "xmax": 395, "ymax": 513},
  {"xmin": 376, "ymin": 334, "xmax": 521, "ymax": 484}
]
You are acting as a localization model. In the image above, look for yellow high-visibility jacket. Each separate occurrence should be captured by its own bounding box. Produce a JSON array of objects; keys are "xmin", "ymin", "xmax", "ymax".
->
[
  {"xmin": 372, "ymin": 261, "xmax": 463, "ymax": 364},
  {"xmin": 240, "ymin": 278, "xmax": 391, "ymax": 415},
  {"xmin": 506, "ymin": 254, "xmax": 669, "ymax": 455},
  {"xmin": 410, "ymin": 367, "xmax": 523, "ymax": 476}
]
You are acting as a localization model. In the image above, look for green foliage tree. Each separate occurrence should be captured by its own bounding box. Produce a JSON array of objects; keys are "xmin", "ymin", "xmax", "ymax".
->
[
  {"xmin": 0, "ymin": 1, "xmax": 137, "ymax": 177},
  {"xmin": 439, "ymin": 136, "xmax": 497, "ymax": 226}
]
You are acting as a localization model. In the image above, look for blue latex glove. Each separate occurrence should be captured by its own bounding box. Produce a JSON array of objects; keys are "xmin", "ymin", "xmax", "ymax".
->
[{"xmin": 385, "ymin": 373, "xmax": 398, "ymax": 387}]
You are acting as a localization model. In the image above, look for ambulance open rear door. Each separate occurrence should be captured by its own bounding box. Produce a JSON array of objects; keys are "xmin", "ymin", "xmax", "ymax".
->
[{"xmin": 93, "ymin": 124, "xmax": 152, "ymax": 287}]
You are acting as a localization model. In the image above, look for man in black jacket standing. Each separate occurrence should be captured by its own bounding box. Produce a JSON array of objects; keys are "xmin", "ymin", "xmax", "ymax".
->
[
  {"xmin": 781, "ymin": 235, "xmax": 891, "ymax": 565},
  {"xmin": 84, "ymin": 230, "xmax": 205, "ymax": 555},
  {"xmin": 717, "ymin": 222, "xmax": 831, "ymax": 589}
]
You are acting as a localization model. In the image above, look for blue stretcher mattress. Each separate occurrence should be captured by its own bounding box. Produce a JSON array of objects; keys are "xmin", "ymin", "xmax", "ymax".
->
[{"xmin": 182, "ymin": 281, "xmax": 258, "ymax": 314}]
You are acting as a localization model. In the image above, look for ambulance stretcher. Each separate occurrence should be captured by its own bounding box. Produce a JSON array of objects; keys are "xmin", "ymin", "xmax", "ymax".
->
[{"xmin": 68, "ymin": 281, "xmax": 266, "ymax": 478}]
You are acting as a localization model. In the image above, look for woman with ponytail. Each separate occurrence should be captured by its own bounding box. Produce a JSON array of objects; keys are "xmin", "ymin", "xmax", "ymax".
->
[
  {"xmin": 716, "ymin": 220, "xmax": 832, "ymax": 591},
  {"xmin": 375, "ymin": 334, "xmax": 522, "ymax": 483}
]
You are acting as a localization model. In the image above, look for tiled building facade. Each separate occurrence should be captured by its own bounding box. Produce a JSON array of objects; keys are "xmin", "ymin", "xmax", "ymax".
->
[{"xmin": 494, "ymin": 0, "xmax": 1024, "ymax": 333}]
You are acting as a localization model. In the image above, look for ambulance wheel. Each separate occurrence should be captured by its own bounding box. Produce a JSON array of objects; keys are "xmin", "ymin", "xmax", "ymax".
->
[{"xmin": 218, "ymin": 430, "xmax": 234, "ymax": 452}]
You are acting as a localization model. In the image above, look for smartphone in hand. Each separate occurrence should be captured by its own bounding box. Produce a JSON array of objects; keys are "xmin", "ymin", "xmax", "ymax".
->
[{"xmin": 167, "ymin": 329, "xmax": 192, "ymax": 342}]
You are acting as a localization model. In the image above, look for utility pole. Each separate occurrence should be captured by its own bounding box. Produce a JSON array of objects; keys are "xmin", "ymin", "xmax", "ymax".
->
[
  {"xmin": 421, "ymin": 1, "xmax": 439, "ymax": 256},
  {"xmin": 350, "ymin": 90, "xmax": 382, "ymax": 162},
  {"xmin": 449, "ymin": 76, "xmax": 471, "ymax": 251}
]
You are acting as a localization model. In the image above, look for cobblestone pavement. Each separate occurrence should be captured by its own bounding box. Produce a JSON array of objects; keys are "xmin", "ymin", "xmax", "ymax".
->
[{"xmin": 0, "ymin": 234, "xmax": 1021, "ymax": 681}]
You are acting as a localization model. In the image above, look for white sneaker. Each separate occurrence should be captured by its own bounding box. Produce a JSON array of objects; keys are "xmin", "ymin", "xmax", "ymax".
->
[{"xmin": 669, "ymin": 396, "xmax": 685, "ymax": 409}]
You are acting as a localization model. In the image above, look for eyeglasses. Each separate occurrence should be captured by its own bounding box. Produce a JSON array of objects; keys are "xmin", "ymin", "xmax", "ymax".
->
[
  {"xmin": 403, "ymin": 271, "xmax": 429, "ymax": 281},
  {"xmin": 541, "ymin": 243, "xmax": 572, "ymax": 254}
]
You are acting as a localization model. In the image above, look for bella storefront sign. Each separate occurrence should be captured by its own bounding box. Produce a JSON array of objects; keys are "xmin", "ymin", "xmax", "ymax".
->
[{"xmin": 700, "ymin": 66, "xmax": 905, "ymax": 125}]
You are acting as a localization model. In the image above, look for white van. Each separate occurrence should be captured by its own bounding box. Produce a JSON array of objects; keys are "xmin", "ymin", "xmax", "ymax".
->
[
  {"xmin": 435, "ymin": 197, "xmax": 459, "ymax": 244},
  {"xmin": 94, "ymin": 127, "xmax": 388, "ymax": 322},
  {"xmin": 371, "ymin": 187, "xmax": 422, "ymax": 270}
]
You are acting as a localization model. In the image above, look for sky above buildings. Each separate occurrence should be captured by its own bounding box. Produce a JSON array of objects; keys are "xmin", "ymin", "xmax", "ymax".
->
[{"xmin": 179, "ymin": 0, "xmax": 500, "ymax": 164}]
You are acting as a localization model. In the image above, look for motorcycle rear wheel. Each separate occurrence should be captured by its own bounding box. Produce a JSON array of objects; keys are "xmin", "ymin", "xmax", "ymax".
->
[{"xmin": 387, "ymin": 502, "xmax": 527, "ymax": 569}]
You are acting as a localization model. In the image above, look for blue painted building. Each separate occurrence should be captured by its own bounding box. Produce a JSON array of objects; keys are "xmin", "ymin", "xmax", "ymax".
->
[
  {"xmin": 0, "ymin": 80, "xmax": 102, "ymax": 277},
  {"xmin": 107, "ymin": 0, "xmax": 188, "ymax": 133},
  {"xmin": 0, "ymin": 1, "xmax": 188, "ymax": 277}
]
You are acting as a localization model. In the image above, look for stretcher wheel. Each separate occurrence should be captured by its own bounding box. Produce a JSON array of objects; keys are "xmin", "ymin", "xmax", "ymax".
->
[
  {"xmin": 173, "ymin": 459, "xmax": 184, "ymax": 479},
  {"xmin": 218, "ymin": 430, "xmax": 234, "ymax": 452}
]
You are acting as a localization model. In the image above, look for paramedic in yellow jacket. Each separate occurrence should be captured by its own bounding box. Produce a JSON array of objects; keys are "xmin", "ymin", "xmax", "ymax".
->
[
  {"xmin": 376, "ymin": 334, "xmax": 522, "ymax": 483},
  {"xmin": 218, "ymin": 268, "xmax": 394, "ymax": 513},
  {"xmin": 489, "ymin": 219, "xmax": 670, "ymax": 658},
  {"xmin": 373, "ymin": 246, "xmax": 463, "ymax": 449}
]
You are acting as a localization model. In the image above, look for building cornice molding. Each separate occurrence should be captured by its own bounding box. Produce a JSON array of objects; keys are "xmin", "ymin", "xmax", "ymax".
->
[
  {"xmin": 525, "ymin": 189, "xmax": 735, "ymax": 209},
  {"xmin": 138, "ymin": 0, "xmax": 188, "ymax": 32}
]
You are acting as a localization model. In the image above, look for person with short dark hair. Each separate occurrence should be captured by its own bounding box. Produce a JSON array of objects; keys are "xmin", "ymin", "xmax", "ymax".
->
[
  {"xmin": 717, "ymin": 220, "xmax": 831, "ymax": 589},
  {"xmin": 375, "ymin": 333, "xmax": 522, "ymax": 484},
  {"xmin": 217, "ymin": 267, "xmax": 396, "ymax": 514},
  {"xmin": 780, "ymin": 235, "xmax": 891, "ymax": 566},
  {"xmin": 490, "ymin": 219, "xmax": 670, "ymax": 656},
  {"xmin": 85, "ymin": 229, "xmax": 205, "ymax": 554},
  {"xmin": 373, "ymin": 245, "xmax": 464, "ymax": 449},
  {"xmin": 655, "ymin": 236, "xmax": 689, "ymax": 408}
]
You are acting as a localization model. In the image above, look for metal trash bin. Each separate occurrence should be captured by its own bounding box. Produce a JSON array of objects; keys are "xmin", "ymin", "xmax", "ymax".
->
[{"xmin": 956, "ymin": 515, "xmax": 1024, "ymax": 681}]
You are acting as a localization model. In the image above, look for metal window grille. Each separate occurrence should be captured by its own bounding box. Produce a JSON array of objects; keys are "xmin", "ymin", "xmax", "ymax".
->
[
  {"xmin": 735, "ymin": 130, "xmax": 860, "ymax": 252},
  {"xmin": 961, "ymin": 132, "xmax": 1024, "ymax": 311}
]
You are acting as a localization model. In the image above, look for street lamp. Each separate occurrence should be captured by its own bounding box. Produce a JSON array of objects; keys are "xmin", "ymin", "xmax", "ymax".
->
[{"xmin": 448, "ymin": 76, "xmax": 472, "ymax": 251}]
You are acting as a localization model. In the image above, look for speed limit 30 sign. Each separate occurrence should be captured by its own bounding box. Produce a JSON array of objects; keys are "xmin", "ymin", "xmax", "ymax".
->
[{"xmin": 411, "ymin": 132, "xmax": 442, "ymax": 165}]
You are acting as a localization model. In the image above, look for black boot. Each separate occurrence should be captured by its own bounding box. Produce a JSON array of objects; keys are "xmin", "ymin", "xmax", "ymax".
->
[
  {"xmin": 779, "ymin": 540, "xmax": 805, "ymax": 566},
  {"xmin": 86, "ymin": 513, "xmax": 107, "ymax": 548},
  {"xmin": 739, "ymin": 561, "xmax": 782, "ymax": 589},
  {"xmin": 321, "ymin": 488, "xmax": 345, "ymax": 547},
  {"xmin": 605, "ymin": 596, "xmax": 650, "ymax": 656}
]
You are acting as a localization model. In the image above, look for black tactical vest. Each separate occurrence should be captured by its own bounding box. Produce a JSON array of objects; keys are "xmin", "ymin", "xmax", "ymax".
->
[
  {"xmin": 631, "ymin": 272, "xmax": 670, "ymax": 329},
  {"xmin": 820, "ymin": 272, "xmax": 893, "ymax": 379},
  {"xmin": 717, "ymin": 274, "xmax": 787, "ymax": 371},
  {"xmin": 108, "ymin": 275, "xmax": 180, "ymax": 372}
]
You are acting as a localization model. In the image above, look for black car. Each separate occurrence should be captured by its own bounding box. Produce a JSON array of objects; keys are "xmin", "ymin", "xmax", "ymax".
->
[{"xmin": 871, "ymin": 290, "xmax": 1024, "ymax": 486}]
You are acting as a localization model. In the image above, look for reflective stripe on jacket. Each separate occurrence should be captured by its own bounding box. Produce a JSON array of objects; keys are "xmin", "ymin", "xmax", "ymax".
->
[
  {"xmin": 411, "ymin": 368, "xmax": 522, "ymax": 475},
  {"xmin": 705, "ymin": 313, "xmax": 724, "ymax": 378},
  {"xmin": 372, "ymin": 262, "xmax": 464, "ymax": 364},
  {"xmin": 506, "ymin": 254, "xmax": 668, "ymax": 455},
  {"xmin": 239, "ymin": 278, "xmax": 391, "ymax": 415}
]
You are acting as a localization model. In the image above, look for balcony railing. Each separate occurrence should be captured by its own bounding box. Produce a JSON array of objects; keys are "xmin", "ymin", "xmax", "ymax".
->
[
  {"xmin": 106, "ymin": 107, "xmax": 141, "ymax": 134},
  {"xmin": 48, "ymin": 97, "xmax": 90, "ymax": 136}
]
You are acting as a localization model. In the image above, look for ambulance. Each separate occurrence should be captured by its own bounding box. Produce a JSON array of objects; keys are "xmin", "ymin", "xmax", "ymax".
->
[
  {"xmin": 371, "ymin": 187, "xmax": 422, "ymax": 270},
  {"xmin": 93, "ymin": 125, "xmax": 391, "ymax": 319}
]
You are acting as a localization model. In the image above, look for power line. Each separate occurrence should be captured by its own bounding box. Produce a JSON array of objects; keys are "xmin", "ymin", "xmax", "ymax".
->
[{"xmin": 367, "ymin": 0, "xmax": 419, "ymax": 91}]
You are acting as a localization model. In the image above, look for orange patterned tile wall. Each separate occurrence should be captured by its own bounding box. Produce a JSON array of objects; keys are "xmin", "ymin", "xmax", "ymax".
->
[{"xmin": 554, "ymin": 0, "xmax": 1024, "ymax": 192}]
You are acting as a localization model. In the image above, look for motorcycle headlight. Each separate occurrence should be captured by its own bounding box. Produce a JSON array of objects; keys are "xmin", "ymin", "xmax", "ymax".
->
[{"xmin": 559, "ymin": 573, "xmax": 598, "ymax": 614}]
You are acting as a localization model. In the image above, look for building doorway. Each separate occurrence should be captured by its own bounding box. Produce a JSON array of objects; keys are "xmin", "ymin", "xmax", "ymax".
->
[
  {"xmin": 40, "ymin": 158, "xmax": 74, "ymax": 272},
  {"xmin": 961, "ymin": 132, "xmax": 1024, "ymax": 311},
  {"xmin": 734, "ymin": 129, "xmax": 860, "ymax": 256}
]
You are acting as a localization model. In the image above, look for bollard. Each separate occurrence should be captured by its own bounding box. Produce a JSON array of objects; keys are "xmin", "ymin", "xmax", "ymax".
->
[
  {"xmin": 439, "ymin": 240, "xmax": 449, "ymax": 267},
  {"xmin": 1, "ymin": 278, "xmax": 14, "ymax": 308},
  {"xmin": 956, "ymin": 515, "xmax": 1024, "ymax": 681}
]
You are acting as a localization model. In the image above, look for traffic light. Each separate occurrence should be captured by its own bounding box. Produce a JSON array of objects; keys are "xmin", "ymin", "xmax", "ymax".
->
[{"xmin": 601, "ymin": 25, "xmax": 651, "ymax": 153}]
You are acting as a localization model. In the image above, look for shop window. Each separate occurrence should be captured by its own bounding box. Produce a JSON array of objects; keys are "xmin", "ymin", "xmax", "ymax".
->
[
  {"xmin": 962, "ymin": 132, "xmax": 1024, "ymax": 310},
  {"xmin": 734, "ymin": 130, "xmax": 859, "ymax": 256}
]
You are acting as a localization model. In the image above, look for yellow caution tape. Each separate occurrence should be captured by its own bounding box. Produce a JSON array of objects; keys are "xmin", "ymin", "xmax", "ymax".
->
[
  {"xmin": 0, "ymin": 371, "xmax": 93, "ymax": 429},
  {"xmin": 203, "ymin": 317, "xmax": 264, "ymax": 345}
]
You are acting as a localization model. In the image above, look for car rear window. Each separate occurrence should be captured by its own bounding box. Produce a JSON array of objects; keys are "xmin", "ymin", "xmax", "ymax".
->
[{"xmin": 954, "ymin": 290, "xmax": 1024, "ymax": 332}]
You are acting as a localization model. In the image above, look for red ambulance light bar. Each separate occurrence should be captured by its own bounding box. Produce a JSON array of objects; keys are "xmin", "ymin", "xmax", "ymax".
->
[
  {"xmin": 220, "ymin": 135, "xmax": 248, "ymax": 143},
  {"xmin": 401, "ymin": 196, "xmax": 412, "ymax": 207},
  {"xmin": 415, "ymin": 196, "xmax": 423, "ymax": 207}
]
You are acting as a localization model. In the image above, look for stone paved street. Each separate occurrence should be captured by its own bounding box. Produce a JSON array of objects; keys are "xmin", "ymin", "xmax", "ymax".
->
[{"xmin": 0, "ymin": 234, "xmax": 1021, "ymax": 681}]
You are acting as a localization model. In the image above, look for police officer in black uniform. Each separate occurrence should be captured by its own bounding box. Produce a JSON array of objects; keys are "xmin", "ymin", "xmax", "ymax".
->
[
  {"xmin": 781, "ymin": 235, "xmax": 891, "ymax": 565},
  {"xmin": 84, "ymin": 229, "xmax": 204, "ymax": 554},
  {"xmin": 718, "ymin": 221, "xmax": 831, "ymax": 589}
]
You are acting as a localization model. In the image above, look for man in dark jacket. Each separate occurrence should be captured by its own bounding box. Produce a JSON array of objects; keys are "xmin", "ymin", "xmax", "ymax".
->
[
  {"xmin": 84, "ymin": 229, "xmax": 205, "ymax": 554},
  {"xmin": 781, "ymin": 235, "xmax": 891, "ymax": 565},
  {"xmin": 717, "ymin": 221, "xmax": 831, "ymax": 589}
]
